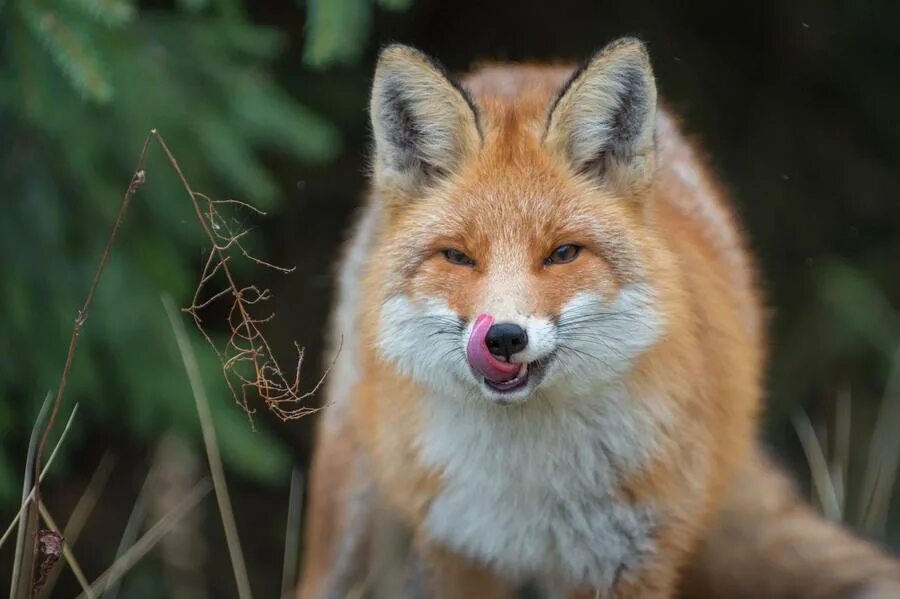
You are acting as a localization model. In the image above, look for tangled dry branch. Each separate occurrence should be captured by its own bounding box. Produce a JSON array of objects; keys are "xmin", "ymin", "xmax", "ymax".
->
[
  {"xmin": 153, "ymin": 131, "xmax": 324, "ymax": 425},
  {"xmin": 27, "ymin": 128, "xmax": 321, "ymax": 593}
]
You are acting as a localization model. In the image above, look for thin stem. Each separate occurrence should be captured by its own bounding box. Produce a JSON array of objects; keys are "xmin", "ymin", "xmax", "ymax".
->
[{"xmin": 27, "ymin": 135, "xmax": 150, "ymax": 597}]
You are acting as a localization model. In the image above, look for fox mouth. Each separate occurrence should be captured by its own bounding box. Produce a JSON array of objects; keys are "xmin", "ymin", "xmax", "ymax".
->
[
  {"xmin": 481, "ymin": 356, "xmax": 552, "ymax": 394},
  {"xmin": 466, "ymin": 313, "xmax": 553, "ymax": 398}
]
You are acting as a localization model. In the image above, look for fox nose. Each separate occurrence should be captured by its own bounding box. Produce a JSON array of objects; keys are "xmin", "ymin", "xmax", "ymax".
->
[{"xmin": 484, "ymin": 323, "xmax": 528, "ymax": 360}]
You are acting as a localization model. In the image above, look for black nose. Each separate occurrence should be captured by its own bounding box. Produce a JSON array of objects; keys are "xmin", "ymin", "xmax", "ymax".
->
[{"xmin": 484, "ymin": 323, "xmax": 528, "ymax": 359}]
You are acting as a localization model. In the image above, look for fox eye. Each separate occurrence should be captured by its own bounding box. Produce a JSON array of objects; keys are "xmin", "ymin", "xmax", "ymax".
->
[
  {"xmin": 546, "ymin": 244, "xmax": 581, "ymax": 265},
  {"xmin": 443, "ymin": 248, "xmax": 475, "ymax": 267}
]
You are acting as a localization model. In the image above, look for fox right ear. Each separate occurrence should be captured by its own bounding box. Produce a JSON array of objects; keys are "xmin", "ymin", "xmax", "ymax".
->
[
  {"xmin": 370, "ymin": 45, "xmax": 482, "ymax": 195},
  {"xmin": 543, "ymin": 38, "xmax": 658, "ymax": 195}
]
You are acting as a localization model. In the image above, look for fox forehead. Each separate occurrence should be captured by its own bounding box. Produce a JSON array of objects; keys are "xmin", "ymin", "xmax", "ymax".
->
[
  {"xmin": 461, "ymin": 62, "xmax": 575, "ymax": 123},
  {"xmin": 389, "ymin": 117, "xmax": 639, "ymax": 251},
  {"xmin": 385, "ymin": 186, "xmax": 641, "ymax": 322},
  {"xmin": 381, "ymin": 143, "xmax": 646, "ymax": 315}
]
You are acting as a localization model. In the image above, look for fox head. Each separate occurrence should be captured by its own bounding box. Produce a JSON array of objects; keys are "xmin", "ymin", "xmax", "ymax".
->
[{"xmin": 367, "ymin": 39, "xmax": 669, "ymax": 404}]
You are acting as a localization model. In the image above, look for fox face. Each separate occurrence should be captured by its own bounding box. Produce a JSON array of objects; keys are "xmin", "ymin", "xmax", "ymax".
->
[{"xmin": 370, "ymin": 40, "xmax": 666, "ymax": 404}]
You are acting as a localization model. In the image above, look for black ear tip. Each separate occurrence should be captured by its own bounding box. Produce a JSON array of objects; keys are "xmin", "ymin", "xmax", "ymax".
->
[
  {"xmin": 620, "ymin": 36, "xmax": 648, "ymax": 46},
  {"xmin": 608, "ymin": 36, "xmax": 648, "ymax": 51},
  {"xmin": 379, "ymin": 43, "xmax": 413, "ymax": 55},
  {"xmin": 377, "ymin": 43, "xmax": 428, "ymax": 65},
  {"xmin": 598, "ymin": 36, "xmax": 651, "ymax": 63}
]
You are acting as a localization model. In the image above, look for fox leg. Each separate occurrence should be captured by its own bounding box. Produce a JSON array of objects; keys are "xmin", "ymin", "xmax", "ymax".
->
[
  {"xmin": 570, "ymin": 586, "xmax": 671, "ymax": 599},
  {"xmin": 565, "ymin": 560, "xmax": 679, "ymax": 599},
  {"xmin": 678, "ymin": 448, "xmax": 900, "ymax": 598},
  {"xmin": 297, "ymin": 417, "xmax": 376, "ymax": 599},
  {"xmin": 582, "ymin": 549, "xmax": 682, "ymax": 599},
  {"xmin": 411, "ymin": 543, "xmax": 516, "ymax": 599},
  {"xmin": 608, "ymin": 572, "xmax": 678, "ymax": 599},
  {"xmin": 298, "ymin": 415, "xmax": 435, "ymax": 599}
]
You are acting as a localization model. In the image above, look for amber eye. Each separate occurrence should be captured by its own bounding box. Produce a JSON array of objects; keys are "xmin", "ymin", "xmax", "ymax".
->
[
  {"xmin": 442, "ymin": 248, "xmax": 475, "ymax": 267},
  {"xmin": 546, "ymin": 244, "xmax": 581, "ymax": 265}
]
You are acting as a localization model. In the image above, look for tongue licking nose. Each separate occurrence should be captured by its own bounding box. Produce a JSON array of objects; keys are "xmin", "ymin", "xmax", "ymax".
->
[{"xmin": 466, "ymin": 314, "xmax": 522, "ymax": 383}]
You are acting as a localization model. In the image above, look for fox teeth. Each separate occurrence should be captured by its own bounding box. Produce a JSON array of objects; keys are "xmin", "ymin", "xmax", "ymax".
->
[{"xmin": 516, "ymin": 362, "xmax": 528, "ymax": 378}]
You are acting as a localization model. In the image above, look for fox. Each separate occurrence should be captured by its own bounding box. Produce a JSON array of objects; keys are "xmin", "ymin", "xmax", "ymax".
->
[{"xmin": 297, "ymin": 38, "xmax": 900, "ymax": 598}]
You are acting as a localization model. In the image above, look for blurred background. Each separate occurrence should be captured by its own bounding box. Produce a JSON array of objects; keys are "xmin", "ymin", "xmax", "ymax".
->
[{"xmin": 2, "ymin": 0, "xmax": 899, "ymax": 596}]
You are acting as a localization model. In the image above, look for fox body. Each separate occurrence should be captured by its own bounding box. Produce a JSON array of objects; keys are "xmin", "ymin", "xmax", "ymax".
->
[{"xmin": 299, "ymin": 40, "xmax": 900, "ymax": 598}]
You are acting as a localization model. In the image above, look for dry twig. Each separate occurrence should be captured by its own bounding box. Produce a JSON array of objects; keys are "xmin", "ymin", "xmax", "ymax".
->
[
  {"xmin": 25, "ymin": 136, "xmax": 149, "ymax": 595},
  {"xmin": 25, "ymin": 128, "xmax": 323, "ymax": 593},
  {"xmin": 153, "ymin": 133, "xmax": 325, "ymax": 425}
]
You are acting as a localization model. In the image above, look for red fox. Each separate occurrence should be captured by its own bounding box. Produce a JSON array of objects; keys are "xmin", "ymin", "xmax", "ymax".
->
[{"xmin": 298, "ymin": 39, "xmax": 900, "ymax": 598}]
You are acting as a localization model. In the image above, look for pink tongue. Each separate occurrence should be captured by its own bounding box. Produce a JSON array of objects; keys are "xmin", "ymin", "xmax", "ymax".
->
[{"xmin": 466, "ymin": 314, "xmax": 521, "ymax": 383}]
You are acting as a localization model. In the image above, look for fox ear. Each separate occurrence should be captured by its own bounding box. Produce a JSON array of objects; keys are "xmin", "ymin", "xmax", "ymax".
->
[
  {"xmin": 370, "ymin": 45, "xmax": 482, "ymax": 193},
  {"xmin": 543, "ymin": 38, "xmax": 657, "ymax": 194}
]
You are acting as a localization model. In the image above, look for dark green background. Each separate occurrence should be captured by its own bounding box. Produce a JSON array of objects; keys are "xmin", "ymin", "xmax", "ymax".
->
[{"xmin": 2, "ymin": 0, "xmax": 898, "ymax": 596}]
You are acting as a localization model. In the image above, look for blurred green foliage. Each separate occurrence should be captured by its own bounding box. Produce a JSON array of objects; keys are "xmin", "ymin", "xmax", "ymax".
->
[
  {"xmin": 302, "ymin": 0, "xmax": 410, "ymax": 67},
  {"xmin": 0, "ymin": 0, "xmax": 397, "ymax": 502},
  {"xmin": 0, "ymin": 5, "xmax": 897, "ymax": 592}
]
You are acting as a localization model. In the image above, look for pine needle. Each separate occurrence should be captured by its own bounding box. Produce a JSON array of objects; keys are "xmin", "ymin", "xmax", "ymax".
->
[{"xmin": 20, "ymin": 3, "xmax": 114, "ymax": 102}]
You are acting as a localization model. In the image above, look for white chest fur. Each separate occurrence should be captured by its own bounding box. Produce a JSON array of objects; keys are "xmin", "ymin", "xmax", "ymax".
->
[{"xmin": 417, "ymin": 385, "xmax": 666, "ymax": 593}]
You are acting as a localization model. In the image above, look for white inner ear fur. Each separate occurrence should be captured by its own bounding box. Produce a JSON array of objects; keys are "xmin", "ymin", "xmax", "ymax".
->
[
  {"xmin": 370, "ymin": 45, "xmax": 481, "ymax": 192},
  {"xmin": 543, "ymin": 38, "xmax": 658, "ymax": 193}
]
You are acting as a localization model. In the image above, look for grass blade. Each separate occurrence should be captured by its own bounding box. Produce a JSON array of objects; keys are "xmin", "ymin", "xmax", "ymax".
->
[
  {"xmin": 792, "ymin": 408, "xmax": 841, "ymax": 522},
  {"xmin": 280, "ymin": 469, "xmax": 304, "ymax": 598},
  {"xmin": 9, "ymin": 392, "xmax": 52, "ymax": 599},
  {"xmin": 37, "ymin": 453, "xmax": 116, "ymax": 598},
  {"xmin": 859, "ymin": 348, "xmax": 900, "ymax": 535},
  {"xmin": 163, "ymin": 294, "xmax": 254, "ymax": 599},
  {"xmin": 104, "ymin": 465, "xmax": 153, "ymax": 599},
  {"xmin": 75, "ymin": 478, "xmax": 212, "ymax": 598},
  {"xmin": 36, "ymin": 501, "xmax": 95, "ymax": 599},
  {"xmin": 832, "ymin": 388, "xmax": 851, "ymax": 519},
  {"xmin": 0, "ymin": 404, "xmax": 81, "ymax": 551}
]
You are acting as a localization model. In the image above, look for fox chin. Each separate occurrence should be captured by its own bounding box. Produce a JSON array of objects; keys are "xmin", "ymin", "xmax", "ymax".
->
[{"xmin": 297, "ymin": 38, "xmax": 900, "ymax": 599}]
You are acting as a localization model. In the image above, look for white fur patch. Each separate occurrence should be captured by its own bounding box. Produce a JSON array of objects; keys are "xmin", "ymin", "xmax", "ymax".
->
[
  {"xmin": 378, "ymin": 295, "xmax": 474, "ymax": 393},
  {"xmin": 377, "ymin": 284, "xmax": 663, "ymax": 403},
  {"xmin": 418, "ymin": 381, "xmax": 665, "ymax": 593},
  {"xmin": 542, "ymin": 287, "xmax": 664, "ymax": 394},
  {"xmin": 391, "ymin": 285, "xmax": 670, "ymax": 592}
]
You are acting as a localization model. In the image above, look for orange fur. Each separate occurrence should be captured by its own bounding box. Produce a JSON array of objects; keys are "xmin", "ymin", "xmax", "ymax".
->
[{"xmin": 298, "ymin": 41, "xmax": 900, "ymax": 598}]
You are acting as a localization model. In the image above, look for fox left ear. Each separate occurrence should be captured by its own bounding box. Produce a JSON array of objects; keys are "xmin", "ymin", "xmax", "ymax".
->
[
  {"xmin": 543, "ymin": 38, "xmax": 658, "ymax": 194},
  {"xmin": 370, "ymin": 44, "xmax": 482, "ymax": 196}
]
